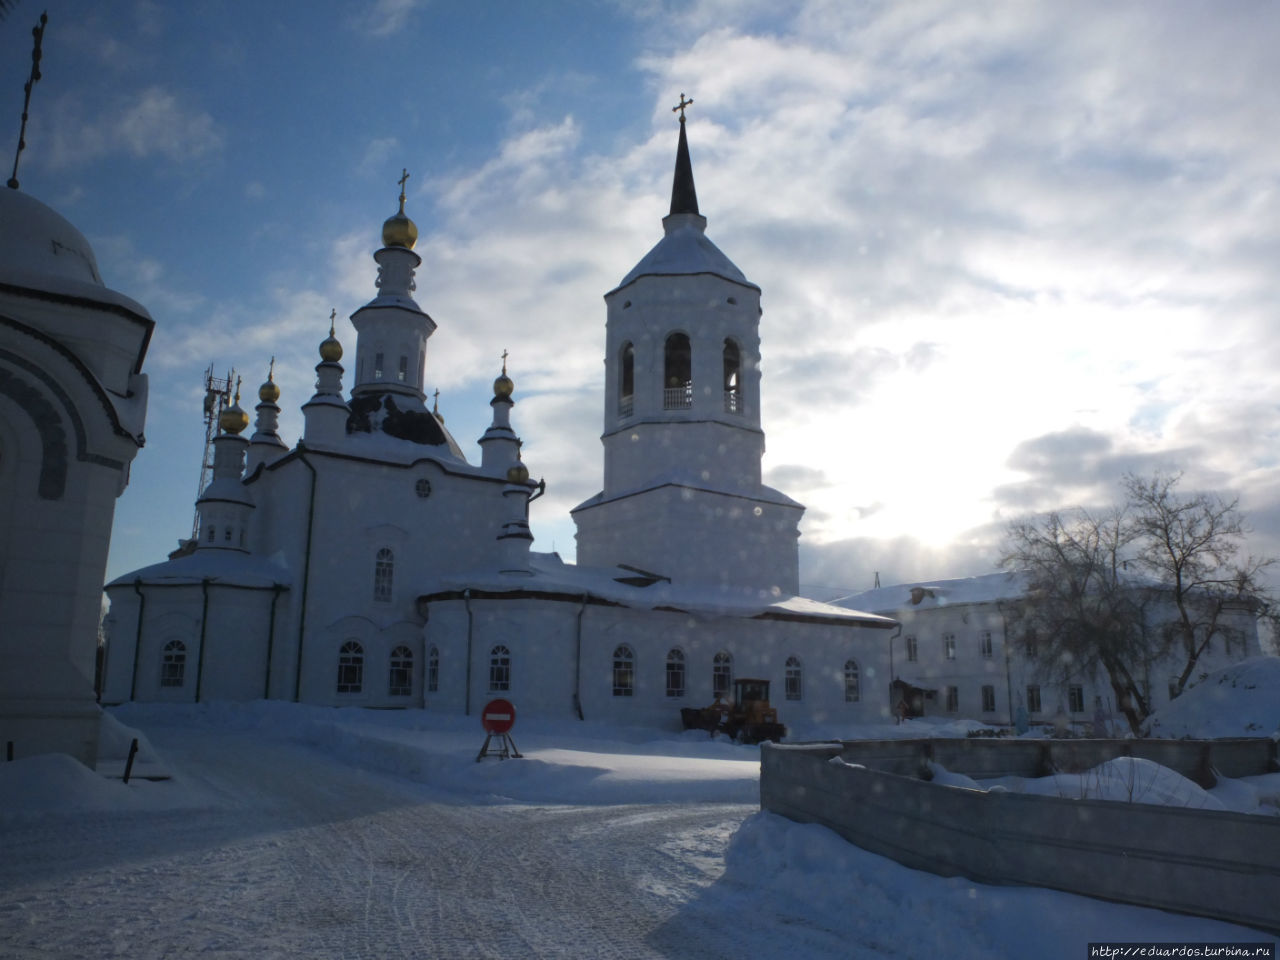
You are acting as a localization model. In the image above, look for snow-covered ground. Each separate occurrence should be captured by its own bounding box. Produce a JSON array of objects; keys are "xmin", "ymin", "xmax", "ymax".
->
[{"xmin": 2, "ymin": 695, "xmax": 1276, "ymax": 958}]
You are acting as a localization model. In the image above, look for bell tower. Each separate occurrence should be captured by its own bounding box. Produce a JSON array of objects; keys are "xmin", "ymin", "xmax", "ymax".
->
[{"xmin": 572, "ymin": 99, "xmax": 804, "ymax": 594}]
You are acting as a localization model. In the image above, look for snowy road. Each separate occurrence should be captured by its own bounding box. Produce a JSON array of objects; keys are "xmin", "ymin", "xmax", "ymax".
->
[{"xmin": 0, "ymin": 728, "xmax": 755, "ymax": 960}]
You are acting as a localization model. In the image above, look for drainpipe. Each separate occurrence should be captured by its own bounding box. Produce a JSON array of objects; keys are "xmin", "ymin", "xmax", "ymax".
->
[
  {"xmin": 463, "ymin": 589, "xmax": 474, "ymax": 716},
  {"xmin": 195, "ymin": 578, "xmax": 211, "ymax": 702},
  {"xmin": 573, "ymin": 595, "xmax": 587, "ymax": 721},
  {"xmin": 263, "ymin": 583, "xmax": 283, "ymax": 699},
  {"xmin": 293, "ymin": 449, "xmax": 318, "ymax": 702},
  {"xmin": 888, "ymin": 622, "xmax": 901, "ymax": 712},
  {"xmin": 129, "ymin": 578, "xmax": 146, "ymax": 701},
  {"xmin": 998, "ymin": 601, "xmax": 1015, "ymax": 729}
]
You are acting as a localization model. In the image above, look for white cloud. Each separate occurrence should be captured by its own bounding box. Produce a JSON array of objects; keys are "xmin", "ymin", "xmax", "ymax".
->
[
  {"xmin": 45, "ymin": 86, "xmax": 223, "ymax": 168},
  {"xmin": 354, "ymin": 0, "xmax": 423, "ymax": 38}
]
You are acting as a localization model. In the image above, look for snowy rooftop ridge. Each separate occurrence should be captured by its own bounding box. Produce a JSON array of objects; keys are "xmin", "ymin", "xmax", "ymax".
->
[
  {"xmin": 423, "ymin": 552, "xmax": 896, "ymax": 628},
  {"xmin": 833, "ymin": 571, "xmax": 1028, "ymax": 614}
]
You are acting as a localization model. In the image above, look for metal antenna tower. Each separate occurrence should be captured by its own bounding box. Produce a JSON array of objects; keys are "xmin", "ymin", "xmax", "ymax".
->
[{"xmin": 191, "ymin": 363, "xmax": 234, "ymax": 540}]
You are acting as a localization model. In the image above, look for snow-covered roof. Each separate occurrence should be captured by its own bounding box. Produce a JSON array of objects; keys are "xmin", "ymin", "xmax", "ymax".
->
[
  {"xmin": 834, "ymin": 572, "xmax": 1028, "ymax": 615},
  {"xmin": 106, "ymin": 548, "xmax": 292, "ymax": 590},
  {"xmin": 0, "ymin": 188, "xmax": 151, "ymax": 320},
  {"xmin": 422, "ymin": 552, "xmax": 896, "ymax": 628},
  {"xmin": 609, "ymin": 213, "xmax": 758, "ymax": 294}
]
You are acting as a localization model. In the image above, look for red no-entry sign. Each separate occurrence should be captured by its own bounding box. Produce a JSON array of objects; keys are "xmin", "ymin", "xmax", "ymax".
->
[{"xmin": 481, "ymin": 699, "xmax": 516, "ymax": 734}]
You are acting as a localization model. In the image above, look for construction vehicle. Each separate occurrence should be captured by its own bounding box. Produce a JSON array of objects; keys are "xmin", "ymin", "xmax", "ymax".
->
[{"xmin": 680, "ymin": 677, "xmax": 787, "ymax": 744}]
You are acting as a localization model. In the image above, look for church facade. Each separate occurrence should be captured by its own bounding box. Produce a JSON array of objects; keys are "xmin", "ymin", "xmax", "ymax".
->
[{"xmin": 101, "ymin": 117, "xmax": 897, "ymax": 731}]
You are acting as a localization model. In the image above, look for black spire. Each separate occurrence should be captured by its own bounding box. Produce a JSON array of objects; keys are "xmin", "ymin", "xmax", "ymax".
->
[{"xmin": 668, "ymin": 94, "xmax": 699, "ymax": 217}]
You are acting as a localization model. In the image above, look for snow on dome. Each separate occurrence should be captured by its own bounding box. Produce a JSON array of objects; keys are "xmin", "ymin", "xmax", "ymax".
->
[
  {"xmin": 0, "ymin": 187, "xmax": 104, "ymax": 287},
  {"xmin": 611, "ymin": 213, "xmax": 758, "ymax": 294},
  {"xmin": 0, "ymin": 188, "xmax": 151, "ymax": 319}
]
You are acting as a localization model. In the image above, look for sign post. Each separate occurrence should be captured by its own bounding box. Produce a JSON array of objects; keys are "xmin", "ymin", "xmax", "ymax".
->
[{"xmin": 476, "ymin": 698, "xmax": 522, "ymax": 761}]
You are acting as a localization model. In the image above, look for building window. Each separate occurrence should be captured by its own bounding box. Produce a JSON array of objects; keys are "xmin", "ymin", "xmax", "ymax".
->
[
  {"xmin": 224, "ymin": 526, "xmax": 232, "ymax": 542},
  {"xmin": 206, "ymin": 526, "xmax": 214, "ymax": 543},
  {"xmin": 723, "ymin": 339, "xmax": 741, "ymax": 414},
  {"xmin": 415, "ymin": 478, "xmax": 432, "ymax": 499},
  {"xmin": 943, "ymin": 634, "xmax": 956, "ymax": 660},
  {"xmin": 945, "ymin": 685, "xmax": 959, "ymax": 713},
  {"xmin": 1068, "ymin": 684, "xmax": 1085, "ymax": 714},
  {"xmin": 160, "ymin": 640, "xmax": 186, "ymax": 688},
  {"xmin": 427, "ymin": 646, "xmax": 439, "ymax": 693},
  {"xmin": 663, "ymin": 332, "xmax": 692, "ymax": 410},
  {"xmin": 398, "ymin": 355, "xmax": 408, "ymax": 382},
  {"xmin": 489, "ymin": 645, "xmax": 510, "ymax": 692},
  {"xmin": 665, "ymin": 649, "xmax": 685, "ymax": 698},
  {"xmin": 375, "ymin": 351, "xmax": 384, "ymax": 380},
  {"xmin": 905, "ymin": 635, "xmax": 917, "ymax": 663},
  {"xmin": 612, "ymin": 645, "xmax": 635, "ymax": 697},
  {"xmin": 337, "ymin": 640, "xmax": 364, "ymax": 694},
  {"xmin": 388, "ymin": 646, "xmax": 413, "ymax": 697},
  {"xmin": 844, "ymin": 660, "xmax": 860, "ymax": 703},
  {"xmin": 373, "ymin": 548, "xmax": 394, "ymax": 602},
  {"xmin": 1026, "ymin": 684, "xmax": 1042, "ymax": 713},
  {"xmin": 981, "ymin": 684, "xmax": 996, "ymax": 713},
  {"xmin": 712, "ymin": 650, "xmax": 732, "ymax": 699},
  {"xmin": 980, "ymin": 631, "xmax": 993, "ymax": 659},
  {"xmin": 618, "ymin": 342, "xmax": 634, "ymax": 418},
  {"xmin": 784, "ymin": 656, "xmax": 803, "ymax": 701}
]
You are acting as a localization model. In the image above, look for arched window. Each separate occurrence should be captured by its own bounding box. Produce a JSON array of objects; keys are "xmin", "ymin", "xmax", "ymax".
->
[
  {"xmin": 374, "ymin": 351, "xmax": 385, "ymax": 380},
  {"xmin": 160, "ymin": 640, "xmax": 186, "ymax": 688},
  {"xmin": 388, "ymin": 645, "xmax": 413, "ymax": 697},
  {"xmin": 665, "ymin": 648, "xmax": 686, "ymax": 698},
  {"xmin": 373, "ymin": 548, "xmax": 394, "ymax": 602},
  {"xmin": 427, "ymin": 645, "xmax": 440, "ymax": 693},
  {"xmin": 663, "ymin": 333, "xmax": 692, "ymax": 409},
  {"xmin": 337, "ymin": 640, "xmax": 364, "ymax": 693},
  {"xmin": 618, "ymin": 342, "xmax": 635, "ymax": 417},
  {"xmin": 398, "ymin": 355, "xmax": 408, "ymax": 382},
  {"xmin": 723, "ymin": 339, "xmax": 741, "ymax": 414},
  {"xmin": 844, "ymin": 659, "xmax": 860, "ymax": 703},
  {"xmin": 489, "ymin": 645, "xmax": 510, "ymax": 692},
  {"xmin": 712, "ymin": 650, "xmax": 732, "ymax": 699},
  {"xmin": 785, "ymin": 656, "xmax": 803, "ymax": 701},
  {"xmin": 612, "ymin": 645, "xmax": 635, "ymax": 697}
]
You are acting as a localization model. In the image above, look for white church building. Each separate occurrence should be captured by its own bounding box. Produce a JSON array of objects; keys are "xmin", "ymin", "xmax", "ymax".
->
[
  {"xmin": 0, "ymin": 185, "xmax": 152, "ymax": 765},
  {"xmin": 100, "ymin": 115, "xmax": 898, "ymax": 730}
]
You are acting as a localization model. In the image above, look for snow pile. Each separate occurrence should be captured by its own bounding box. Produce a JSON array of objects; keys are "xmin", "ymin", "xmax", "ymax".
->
[{"xmin": 1142, "ymin": 656, "xmax": 1280, "ymax": 739}]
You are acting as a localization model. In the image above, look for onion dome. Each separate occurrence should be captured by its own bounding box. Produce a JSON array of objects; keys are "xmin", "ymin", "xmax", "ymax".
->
[
  {"xmin": 507, "ymin": 461, "xmax": 529, "ymax": 484},
  {"xmin": 493, "ymin": 349, "xmax": 514, "ymax": 399},
  {"xmin": 381, "ymin": 168, "xmax": 419, "ymax": 250},
  {"xmin": 258, "ymin": 358, "xmax": 280, "ymax": 403},
  {"xmin": 319, "ymin": 309, "xmax": 343, "ymax": 362},
  {"xmin": 219, "ymin": 379, "xmax": 250, "ymax": 434}
]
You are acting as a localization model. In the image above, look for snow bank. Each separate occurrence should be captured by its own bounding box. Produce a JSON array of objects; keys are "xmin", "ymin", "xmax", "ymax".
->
[{"xmin": 1142, "ymin": 656, "xmax": 1280, "ymax": 739}]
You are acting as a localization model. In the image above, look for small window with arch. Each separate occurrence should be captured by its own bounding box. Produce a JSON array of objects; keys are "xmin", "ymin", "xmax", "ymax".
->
[
  {"xmin": 612, "ymin": 645, "xmax": 635, "ymax": 697},
  {"xmin": 160, "ymin": 640, "xmax": 186, "ymax": 688},
  {"xmin": 665, "ymin": 648, "xmax": 685, "ymax": 698},
  {"xmin": 784, "ymin": 656, "xmax": 803, "ymax": 701},
  {"xmin": 373, "ymin": 548, "xmax": 394, "ymax": 602},
  {"xmin": 489, "ymin": 644, "xmax": 510, "ymax": 692},
  {"xmin": 337, "ymin": 640, "xmax": 364, "ymax": 694},
  {"xmin": 388, "ymin": 645, "xmax": 413, "ymax": 697}
]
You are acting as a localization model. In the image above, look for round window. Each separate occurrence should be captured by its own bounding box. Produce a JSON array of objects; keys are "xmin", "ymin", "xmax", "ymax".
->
[{"xmin": 415, "ymin": 478, "xmax": 432, "ymax": 499}]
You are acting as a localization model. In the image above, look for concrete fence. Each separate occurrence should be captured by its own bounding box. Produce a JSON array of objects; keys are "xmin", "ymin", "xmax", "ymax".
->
[{"xmin": 760, "ymin": 739, "xmax": 1280, "ymax": 934}]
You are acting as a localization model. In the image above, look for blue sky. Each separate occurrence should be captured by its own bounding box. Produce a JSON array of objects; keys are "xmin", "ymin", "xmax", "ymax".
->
[{"xmin": 4, "ymin": 0, "xmax": 1279, "ymax": 597}]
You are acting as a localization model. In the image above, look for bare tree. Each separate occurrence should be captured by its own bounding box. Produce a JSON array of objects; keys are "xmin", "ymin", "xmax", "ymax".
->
[
  {"xmin": 1002, "ymin": 472, "xmax": 1276, "ymax": 734},
  {"xmin": 1001, "ymin": 506, "xmax": 1155, "ymax": 734},
  {"xmin": 1123, "ymin": 472, "xmax": 1275, "ymax": 700}
]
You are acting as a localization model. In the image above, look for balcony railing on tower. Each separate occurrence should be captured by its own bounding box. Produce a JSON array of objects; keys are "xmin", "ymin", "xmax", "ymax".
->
[{"xmin": 663, "ymin": 383, "xmax": 693, "ymax": 410}]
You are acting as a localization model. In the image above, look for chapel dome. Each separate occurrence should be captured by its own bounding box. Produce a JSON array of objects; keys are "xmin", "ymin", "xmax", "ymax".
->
[
  {"xmin": 381, "ymin": 210, "xmax": 418, "ymax": 250},
  {"xmin": 219, "ymin": 401, "xmax": 250, "ymax": 435},
  {"xmin": 0, "ymin": 187, "xmax": 104, "ymax": 288},
  {"xmin": 258, "ymin": 377, "xmax": 280, "ymax": 404}
]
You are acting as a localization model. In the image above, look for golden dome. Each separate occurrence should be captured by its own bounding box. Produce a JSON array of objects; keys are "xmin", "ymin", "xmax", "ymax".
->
[
  {"xmin": 493, "ymin": 349, "xmax": 513, "ymax": 398},
  {"xmin": 382, "ymin": 167, "xmax": 418, "ymax": 249},
  {"xmin": 319, "ymin": 308, "xmax": 343, "ymax": 362},
  {"xmin": 507, "ymin": 462, "xmax": 529, "ymax": 484},
  {"xmin": 219, "ymin": 400, "xmax": 250, "ymax": 435},
  {"xmin": 382, "ymin": 212, "xmax": 418, "ymax": 250},
  {"xmin": 258, "ymin": 358, "xmax": 280, "ymax": 403}
]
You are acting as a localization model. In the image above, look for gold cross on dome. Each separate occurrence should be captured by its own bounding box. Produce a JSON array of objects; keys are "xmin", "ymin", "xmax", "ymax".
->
[
  {"xmin": 672, "ymin": 93, "xmax": 693, "ymax": 121},
  {"xmin": 501, "ymin": 348, "xmax": 509, "ymax": 375},
  {"xmin": 397, "ymin": 168, "xmax": 410, "ymax": 212},
  {"xmin": 328, "ymin": 308, "xmax": 336, "ymax": 336}
]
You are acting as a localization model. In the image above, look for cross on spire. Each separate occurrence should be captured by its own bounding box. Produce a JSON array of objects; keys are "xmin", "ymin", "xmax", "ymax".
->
[
  {"xmin": 397, "ymin": 168, "xmax": 409, "ymax": 213},
  {"xmin": 7, "ymin": 12, "xmax": 49, "ymax": 190},
  {"xmin": 672, "ymin": 93, "xmax": 693, "ymax": 122},
  {"xmin": 501, "ymin": 348, "xmax": 509, "ymax": 376},
  {"xmin": 328, "ymin": 308, "xmax": 336, "ymax": 336}
]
